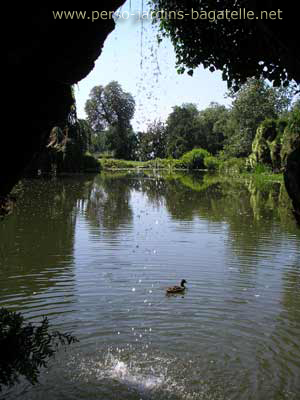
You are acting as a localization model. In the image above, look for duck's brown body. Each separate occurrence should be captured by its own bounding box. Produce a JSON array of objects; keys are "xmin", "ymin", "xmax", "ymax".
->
[{"xmin": 166, "ymin": 279, "xmax": 187, "ymax": 294}]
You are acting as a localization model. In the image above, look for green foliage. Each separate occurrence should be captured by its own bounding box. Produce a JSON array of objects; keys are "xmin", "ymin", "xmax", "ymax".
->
[
  {"xmin": 260, "ymin": 119, "xmax": 278, "ymax": 141},
  {"xmin": 85, "ymin": 81, "xmax": 136, "ymax": 160},
  {"xmin": 90, "ymin": 131, "xmax": 108, "ymax": 154},
  {"xmin": 172, "ymin": 159, "xmax": 186, "ymax": 169},
  {"xmin": 180, "ymin": 148, "xmax": 211, "ymax": 170},
  {"xmin": 99, "ymin": 151, "xmax": 286, "ymax": 184},
  {"xmin": 137, "ymin": 121, "xmax": 167, "ymax": 161},
  {"xmin": 151, "ymin": 1, "xmax": 299, "ymax": 89},
  {"xmin": 82, "ymin": 154, "xmax": 101, "ymax": 172},
  {"xmin": 165, "ymin": 102, "xmax": 227, "ymax": 158},
  {"xmin": 82, "ymin": 79, "xmax": 295, "ymax": 166},
  {"xmin": 224, "ymin": 78, "xmax": 293, "ymax": 157},
  {"xmin": 197, "ymin": 103, "xmax": 228, "ymax": 154},
  {"xmin": 0, "ymin": 308, "xmax": 78, "ymax": 391},
  {"xmin": 166, "ymin": 103, "xmax": 203, "ymax": 158},
  {"xmin": 276, "ymin": 118, "xmax": 288, "ymax": 136},
  {"xmin": 292, "ymin": 98, "xmax": 300, "ymax": 111},
  {"xmin": 26, "ymin": 93, "xmax": 99, "ymax": 175},
  {"xmin": 100, "ymin": 158, "xmax": 138, "ymax": 169},
  {"xmin": 204, "ymin": 156, "xmax": 220, "ymax": 170},
  {"xmin": 248, "ymin": 105, "xmax": 299, "ymax": 173},
  {"xmin": 281, "ymin": 107, "xmax": 300, "ymax": 167},
  {"xmin": 106, "ymin": 126, "xmax": 138, "ymax": 160},
  {"xmin": 252, "ymin": 163, "xmax": 272, "ymax": 174},
  {"xmin": 76, "ymin": 119, "xmax": 93, "ymax": 153},
  {"xmin": 56, "ymin": 120, "xmax": 101, "ymax": 173},
  {"xmin": 218, "ymin": 158, "xmax": 248, "ymax": 174},
  {"xmin": 280, "ymin": 106, "xmax": 300, "ymax": 219},
  {"xmin": 85, "ymin": 82, "xmax": 135, "ymax": 131},
  {"xmin": 249, "ymin": 120, "xmax": 278, "ymax": 170},
  {"xmin": 100, "ymin": 157, "xmax": 176, "ymax": 170}
]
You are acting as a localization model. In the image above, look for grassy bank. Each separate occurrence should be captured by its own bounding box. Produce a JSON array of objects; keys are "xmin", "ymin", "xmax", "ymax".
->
[
  {"xmin": 99, "ymin": 148, "xmax": 283, "ymax": 182},
  {"xmin": 100, "ymin": 149, "xmax": 210, "ymax": 170}
]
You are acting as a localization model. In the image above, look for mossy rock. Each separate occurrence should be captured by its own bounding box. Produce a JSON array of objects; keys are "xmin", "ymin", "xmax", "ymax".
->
[
  {"xmin": 250, "ymin": 125, "xmax": 272, "ymax": 167},
  {"xmin": 281, "ymin": 109, "xmax": 300, "ymax": 220},
  {"xmin": 269, "ymin": 141, "xmax": 281, "ymax": 171},
  {"xmin": 281, "ymin": 110, "xmax": 300, "ymax": 167},
  {"xmin": 257, "ymin": 137, "xmax": 272, "ymax": 165},
  {"xmin": 249, "ymin": 119, "xmax": 283, "ymax": 171},
  {"xmin": 246, "ymin": 153, "xmax": 257, "ymax": 169},
  {"xmin": 260, "ymin": 119, "xmax": 277, "ymax": 141}
]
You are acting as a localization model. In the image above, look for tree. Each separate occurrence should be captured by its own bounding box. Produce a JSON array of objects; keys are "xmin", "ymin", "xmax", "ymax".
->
[
  {"xmin": 85, "ymin": 81, "xmax": 136, "ymax": 159},
  {"xmin": 138, "ymin": 120, "xmax": 167, "ymax": 160},
  {"xmin": 77, "ymin": 119, "xmax": 93, "ymax": 153},
  {"xmin": 90, "ymin": 131, "xmax": 109, "ymax": 154},
  {"xmin": 0, "ymin": 308, "xmax": 77, "ymax": 392},
  {"xmin": 197, "ymin": 103, "xmax": 229, "ymax": 154},
  {"xmin": 224, "ymin": 78, "xmax": 293, "ymax": 157},
  {"xmin": 166, "ymin": 103, "xmax": 204, "ymax": 158},
  {"xmin": 292, "ymin": 97, "xmax": 300, "ymax": 111},
  {"xmin": 106, "ymin": 125, "xmax": 138, "ymax": 160},
  {"xmin": 151, "ymin": 0, "xmax": 300, "ymax": 90}
]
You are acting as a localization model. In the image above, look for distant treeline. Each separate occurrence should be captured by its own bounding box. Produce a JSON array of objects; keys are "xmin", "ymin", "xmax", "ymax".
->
[
  {"xmin": 86, "ymin": 78, "xmax": 299, "ymax": 165},
  {"xmin": 28, "ymin": 79, "xmax": 299, "ymax": 176}
]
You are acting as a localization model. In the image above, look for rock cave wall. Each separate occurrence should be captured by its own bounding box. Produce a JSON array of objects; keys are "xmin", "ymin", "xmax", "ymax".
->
[{"xmin": 3, "ymin": 5, "xmax": 125, "ymax": 198}]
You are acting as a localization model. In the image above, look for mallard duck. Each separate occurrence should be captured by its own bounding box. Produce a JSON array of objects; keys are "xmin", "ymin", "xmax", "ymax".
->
[{"xmin": 166, "ymin": 279, "xmax": 187, "ymax": 294}]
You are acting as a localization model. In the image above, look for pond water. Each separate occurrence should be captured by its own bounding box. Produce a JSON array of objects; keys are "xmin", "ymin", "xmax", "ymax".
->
[{"xmin": 1, "ymin": 172, "xmax": 299, "ymax": 400}]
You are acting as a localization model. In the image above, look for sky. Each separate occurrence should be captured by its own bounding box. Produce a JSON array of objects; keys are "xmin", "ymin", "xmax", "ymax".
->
[{"xmin": 75, "ymin": 0, "xmax": 232, "ymax": 131}]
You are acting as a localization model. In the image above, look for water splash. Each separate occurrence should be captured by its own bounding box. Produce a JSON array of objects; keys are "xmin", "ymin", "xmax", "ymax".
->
[
  {"xmin": 72, "ymin": 348, "xmax": 217, "ymax": 400},
  {"xmin": 105, "ymin": 353, "xmax": 164, "ymax": 391}
]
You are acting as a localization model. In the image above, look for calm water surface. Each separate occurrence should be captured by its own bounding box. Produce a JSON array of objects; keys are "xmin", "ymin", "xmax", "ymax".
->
[{"xmin": 1, "ymin": 172, "xmax": 299, "ymax": 400}]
